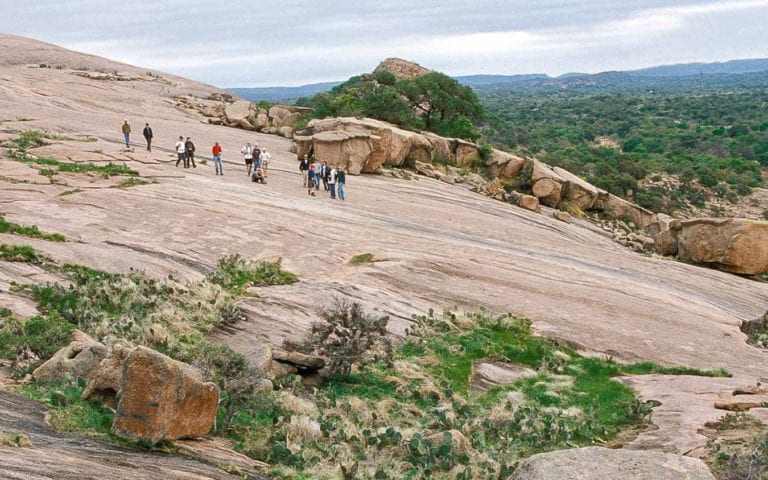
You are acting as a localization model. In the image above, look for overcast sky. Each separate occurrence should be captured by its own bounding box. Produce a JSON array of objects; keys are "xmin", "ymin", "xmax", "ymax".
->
[{"xmin": 1, "ymin": 0, "xmax": 767, "ymax": 88}]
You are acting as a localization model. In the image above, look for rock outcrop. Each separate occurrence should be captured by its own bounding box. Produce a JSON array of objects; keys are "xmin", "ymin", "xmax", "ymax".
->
[
  {"xmin": 32, "ymin": 331, "xmax": 108, "ymax": 383},
  {"xmin": 373, "ymin": 57, "xmax": 430, "ymax": 80},
  {"xmin": 111, "ymin": 346, "xmax": 219, "ymax": 443},
  {"xmin": 510, "ymin": 447, "xmax": 715, "ymax": 480},
  {"xmin": 676, "ymin": 218, "xmax": 768, "ymax": 275}
]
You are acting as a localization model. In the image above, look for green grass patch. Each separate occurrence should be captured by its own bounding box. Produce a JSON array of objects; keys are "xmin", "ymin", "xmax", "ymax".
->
[
  {"xmin": 59, "ymin": 189, "xmax": 82, "ymax": 196},
  {"xmin": 18, "ymin": 382, "xmax": 117, "ymax": 440},
  {"xmin": 0, "ymin": 213, "xmax": 66, "ymax": 241},
  {"xmin": 113, "ymin": 178, "xmax": 152, "ymax": 188},
  {"xmin": 0, "ymin": 431, "xmax": 33, "ymax": 447},
  {"xmin": 0, "ymin": 244, "xmax": 50, "ymax": 265},
  {"xmin": 207, "ymin": 254, "xmax": 298, "ymax": 295},
  {"xmin": 349, "ymin": 253, "xmax": 375, "ymax": 265}
]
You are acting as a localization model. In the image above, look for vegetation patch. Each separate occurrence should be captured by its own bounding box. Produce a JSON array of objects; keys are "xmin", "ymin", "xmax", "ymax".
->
[
  {"xmin": 0, "ymin": 431, "xmax": 33, "ymax": 448},
  {"xmin": 0, "ymin": 244, "xmax": 51, "ymax": 265},
  {"xmin": 229, "ymin": 308, "xmax": 727, "ymax": 479},
  {"xmin": 0, "ymin": 213, "xmax": 66, "ymax": 242},
  {"xmin": 207, "ymin": 254, "xmax": 298, "ymax": 295},
  {"xmin": 349, "ymin": 253, "xmax": 375, "ymax": 265},
  {"xmin": 113, "ymin": 178, "xmax": 152, "ymax": 188},
  {"xmin": 706, "ymin": 413, "xmax": 768, "ymax": 480},
  {"xmin": 59, "ymin": 189, "xmax": 82, "ymax": 196}
]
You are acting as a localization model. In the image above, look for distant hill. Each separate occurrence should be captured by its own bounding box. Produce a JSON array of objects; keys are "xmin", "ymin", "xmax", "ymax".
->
[
  {"xmin": 228, "ymin": 58, "xmax": 768, "ymax": 102},
  {"xmin": 629, "ymin": 58, "xmax": 768, "ymax": 77},
  {"xmin": 228, "ymin": 82, "xmax": 342, "ymax": 102}
]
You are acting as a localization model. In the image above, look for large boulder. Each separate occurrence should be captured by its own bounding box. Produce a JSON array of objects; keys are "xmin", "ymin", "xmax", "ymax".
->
[
  {"xmin": 488, "ymin": 150, "xmax": 530, "ymax": 179},
  {"xmin": 454, "ymin": 140, "xmax": 480, "ymax": 167},
  {"xmin": 518, "ymin": 195, "xmax": 541, "ymax": 213},
  {"xmin": 223, "ymin": 100, "xmax": 252, "ymax": 122},
  {"xmin": 280, "ymin": 112, "xmax": 301, "ymax": 129},
  {"xmin": 293, "ymin": 135, "xmax": 314, "ymax": 161},
  {"xmin": 254, "ymin": 112, "xmax": 269, "ymax": 130},
  {"xmin": 676, "ymin": 218, "xmax": 768, "ymax": 275},
  {"xmin": 601, "ymin": 194, "xmax": 655, "ymax": 229},
  {"xmin": 646, "ymin": 214, "xmax": 682, "ymax": 256},
  {"xmin": 531, "ymin": 162, "xmax": 566, "ymax": 208},
  {"xmin": 82, "ymin": 342, "xmax": 133, "ymax": 404},
  {"xmin": 312, "ymin": 131, "xmax": 373, "ymax": 175},
  {"xmin": 424, "ymin": 133, "xmax": 452, "ymax": 163},
  {"xmin": 510, "ymin": 447, "xmax": 715, "ymax": 480},
  {"xmin": 268, "ymin": 105, "xmax": 291, "ymax": 122},
  {"xmin": 552, "ymin": 167, "xmax": 605, "ymax": 210},
  {"xmin": 32, "ymin": 331, "xmax": 108, "ymax": 383},
  {"xmin": 112, "ymin": 346, "xmax": 219, "ymax": 443},
  {"xmin": 277, "ymin": 126, "xmax": 294, "ymax": 138}
]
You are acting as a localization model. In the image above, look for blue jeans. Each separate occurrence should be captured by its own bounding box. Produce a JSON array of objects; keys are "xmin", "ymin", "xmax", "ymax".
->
[
  {"xmin": 337, "ymin": 182, "xmax": 345, "ymax": 200},
  {"xmin": 123, "ymin": 133, "xmax": 130, "ymax": 147},
  {"xmin": 329, "ymin": 183, "xmax": 336, "ymax": 199},
  {"xmin": 213, "ymin": 154, "xmax": 223, "ymax": 174}
]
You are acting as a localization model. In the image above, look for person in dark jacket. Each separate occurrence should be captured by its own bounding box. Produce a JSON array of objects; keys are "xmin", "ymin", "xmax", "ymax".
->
[
  {"xmin": 184, "ymin": 137, "xmax": 196, "ymax": 168},
  {"xmin": 336, "ymin": 167, "xmax": 346, "ymax": 201},
  {"xmin": 142, "ymin": 123, "xmax": 153, "ymax": 151},
  {"xmin": 299, "ymin": 155, "xmax": 310, "ymax": 187},
  {"xmin": 321, "ymin": 161, "xmax": 330, "ymax": 191}
]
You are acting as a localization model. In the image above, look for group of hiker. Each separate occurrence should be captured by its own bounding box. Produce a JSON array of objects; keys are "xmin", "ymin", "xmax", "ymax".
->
[
  {"xmin": 240, "ymin": 142, "xmax": 271, "ymax": 183},
  {"xmin": 120, "ymin": 121, "xmax": 347, "ymax": 199},
  {"xmin": 298, "ymin": 154, "xmax": 346, "ymax": 201}
]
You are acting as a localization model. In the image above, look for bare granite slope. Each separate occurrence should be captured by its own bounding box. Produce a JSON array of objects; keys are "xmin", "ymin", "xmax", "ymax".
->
[{"xmin": 0, "ymin": 34, "xmax": 767, "ymax": 465}]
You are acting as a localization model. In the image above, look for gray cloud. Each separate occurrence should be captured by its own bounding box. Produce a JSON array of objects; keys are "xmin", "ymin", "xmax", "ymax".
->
[{"xmin": 1, "ymin": 0, "xmax": 767, "ymax": 87}]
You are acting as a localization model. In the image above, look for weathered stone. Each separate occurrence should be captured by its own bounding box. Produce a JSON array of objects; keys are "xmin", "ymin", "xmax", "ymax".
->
[
  {"xmin": 510, "ymin": 447, "xmax": 715, "ymax": 480},
  {"xmin": 677, "ymin": 218, "xmax": 768, "ymax": 275},
  {"xmin": 518, "ymin": 195, "xmax": 541, "ymax": 213},
  {"xmin": 488, "ymin": 150, "xmax": 530, "ymax": 179},
  {"xmin": 237, "ymin": 118, "xmax": 254, "ymax": 130},
  {"xmin": 112, "ymin": 346, "xmax": 219, "ymax": 443},
  {"xmin": 464, "ymin": 172, "xmax": 488, "ymax": 191},
  {"xmin": 32, "ymin": 332, "xmax": 108, "ymax": 383},
  {"xmin": 272, "ymin": 349, "xmax": 325, "ymax": 371},
  {"xmin": 424, "ymin": 132, "xmax": 452, "ymax": 163},
  {"xmin": 268, "ymin": 106, "xmax": 291, "ymax": 122},
  {"xmin": 532, "ymin": 178, "xmax": 563, "ymax": 208},
  {"xmin": 654, "ymin": 228, "xmax": 678, "ymax": 255},
  {"xmin": 471, "ymin": 361, "xmax": 536, "ymax": 391},
  {"xmin": 454, "ymin": 140, "xmax": 480, "ymax": 167},
  {"xmin": 374, "ymin": 57, "xmax": 430, "ymax": 80},
  {"xmin": 531, "ymin": 161, "xmax": 566, "ymax": 207},
  {"xmin": 280, "ymin": 112, "xmax": 300, "ymax": 129},
  {"xmin": 602, "ymin": 194, "xmax": 655, "ymax": 229},
  {"xmin": 223, "ymin": 100, "xmax": 252, "ymax": 122},
  {"xmin": 254, "ymin": 113, "xmax": 269, "ymax": 130},
  {"xmin": 82, "ymin": 342, "xmax": 133, "ymax": 405},
  {"xmin": 553, "ymin": 210, "xmax": 572, "ymax": 223},
  {"xmin": 312, "ymin": 130, "xmax": 372, "ymax": 175},
  {"xmin": 277, "ymin": 126, "xmax": 293, "ymax": 138},
  {"xmin": 553, "ymin": 167, "xmax": 603, "ymax": 210}
]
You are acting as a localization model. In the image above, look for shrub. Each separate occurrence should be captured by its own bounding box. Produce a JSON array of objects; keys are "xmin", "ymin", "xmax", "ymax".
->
[
  {"xmin": 301, "ymin": 300, "xmax": 393, "ymax": 378},
  {"xmin": 349, "ymin": 253, "xmax": 374, "ymax": 265},
  {"xmin": 0, "ymin": 213, "xmax": 66, "ymax": 242},
  {"xmin": 0, "ymin": 244, "xmax": 49, "ymax": 264},
  {"xmin": 207, "ymin": 255, "xmax": 298, "ymax": 295}
]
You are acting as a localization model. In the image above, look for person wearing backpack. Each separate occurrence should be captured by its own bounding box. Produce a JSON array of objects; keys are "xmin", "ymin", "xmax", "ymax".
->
[
  {"xmin": 336, "ymin": 167, "xmax": 346, "ymax": 201},
  {"xmin": 184, "ymin": 137, "xmax": 197, "ymax": 168}
]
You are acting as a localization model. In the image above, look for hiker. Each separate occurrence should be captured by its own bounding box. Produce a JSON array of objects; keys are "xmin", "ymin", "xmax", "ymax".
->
[
  {"xmin": 252, "ymin": 144, "xmax": 262, "ymax": 169},
  {"xmin": 337, "ymin": 167, "xmax": 346, "ymax": 201},
  {"xmin": 299, "ymin": 154, "xmax": 309, "ymax": 187},
  {"xmin": 252, "ymin": 166, "xmax": 266, "ymax": 183},
  {"xmin": 328, "ymin": 164, "xmax": 337, "ymax": 199},
  {"xmin": 306, "ymin": 164, "xmax": 316, "ymax": 195},
  {"xmin": 184, "ymin": 137, "xmax": 197, "ymax": 168},
  {"xmin": 142, "ymin": 123, "xmax": 153, "ymax": 151},
  {"xmin": 313, "ymin": 159, "xmax": 322, "ymax": 191},
  {"xmin": 175, "ymin": 136, "xmax": 186, "ymax": 167},
  {"xmin": 121, "ymin": 120, "xmax": 131, "ymax": 147},
  {"xmin": 212, "ymin": 142, "xmax": 223, "ymax": 175},
  {"xmin": 320, "ymin": 161, "xmax": 330, "ymax": 191},
  {"xmin": 241, "ymin": 143, "xmax": 253, "ymax": 176},
  {"xmin": 261, "ymin": 148, "xmax": 271, "ymax": 177}
]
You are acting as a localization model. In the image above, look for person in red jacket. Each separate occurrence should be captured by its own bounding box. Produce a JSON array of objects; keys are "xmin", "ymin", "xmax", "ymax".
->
[{"xmin": 212, "ymin": 142, "xmax": 223, "ymax": 175}]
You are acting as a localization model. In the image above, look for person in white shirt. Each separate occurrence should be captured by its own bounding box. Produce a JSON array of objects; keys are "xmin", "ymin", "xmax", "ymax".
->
[
  {"xmin": 261, "ymin": 148, "xmax": 272, "ymax": 177},
  {"xmin": 175, "ymin": 136, "xmax": 186, "ymax": 167},
  {"xmin": 241, "ymin": 143, "xmax": 253, "ymax": 176},
  {"xmin": 328, "ymin": 165, "xmax": 337, "ymax": 199}
]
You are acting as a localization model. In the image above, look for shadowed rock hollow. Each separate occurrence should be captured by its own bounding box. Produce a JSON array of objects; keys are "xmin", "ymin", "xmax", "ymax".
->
[{"xmin": 0, "ymin": 33, "xmax": 767, "ymax": 473}]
